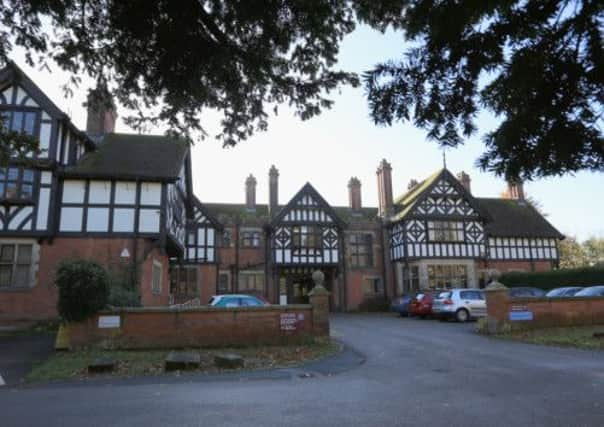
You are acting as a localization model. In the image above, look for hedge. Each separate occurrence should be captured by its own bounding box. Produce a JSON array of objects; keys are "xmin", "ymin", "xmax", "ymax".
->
[{"xmin": 499, "ymin": 267, "xmax": 604, "ymax": 291}]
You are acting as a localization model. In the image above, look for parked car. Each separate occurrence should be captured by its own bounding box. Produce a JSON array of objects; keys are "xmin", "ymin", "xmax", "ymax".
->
[
  {"xmin": 391, "ymin": 295, "xmax": 414, "ymax": 317},
  {"xmin": 409, "ymin": 292, "xmax": 438, "ymax": 318},
  {"xmin": 209, "ymin": 294, "xmax": 267, "ymax": 307},
  {"xmin": 545, "ymin": 287, "xmax": 584, "ymax": 298},
  {"xmin": 508, "ymin": 287, "xmax": 546, "ymax": 298},
  {"xmin": 574, "ymin": 286, "xmax": 604, "ymax": 297},
  {"xmin": 432, "ymin": 289, "xmax": 486, "ymax": 322}
]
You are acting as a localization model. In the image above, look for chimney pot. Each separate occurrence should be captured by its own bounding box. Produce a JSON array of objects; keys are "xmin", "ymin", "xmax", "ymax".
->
[
  {"xmin": 85, "ymin": 84, "xmax": 117, "ymax": 140},
  {"xmin": 268, "ymin": 165, "xmax": 279, "ymax": 216},
  {"xmin": 505, "ymin": 180, "xmax": 525, "ymax": 201},
  {"xmin": 348, "ymin": 177, "xmax": 362, "ymax": 211},
  {"xmin": 457, "ymin": 171, "xmax": 471, "ymax": 193},
  {"xmin": 376, "ymin": 159, "xmax": 393, "ymax": 217},
  {"xmin": 245, "ymin": 174, "xmax": 257, "ymax": 210}
]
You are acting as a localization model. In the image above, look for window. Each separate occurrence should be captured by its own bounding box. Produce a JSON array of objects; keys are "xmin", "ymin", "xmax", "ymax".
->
[
  {"xmin": 402, "ymin": 265, "xmax": 420, "ymax": 292},
  {"xmin": 427, "ymin": 264, "xmax": 468, "ymax": 289},
  {"xmin": 0, "ymin": 167, "xmax": 34, "ymax": 200},
  {"xmin": 241, "ymin": 230, "xmax": 261, "ymax": 248},
  {"xmin": 238, "ymin": 272, "xmax": 264, "ymax": 292},
  {"xmin": 151, "ymin": 261, "xmax": 162, "ymax": 294},
  {"xmin": 292, "ymin": 225, "xmax": 322, "ymax": 249},
  {"xmin": 363, "ymin": 277, "xmax": 383, "ymax": 295},
  {"xmin": 0, "ymin": 243, "xmax": 33, "ymax": 288},
  {"xmin": 170, "ymin": 266, "xmax": 198, "ymax": 298},
  {"xmin": 427, "ymin": 221, "xmax": 464, "ymax": 242},
  {"xmin": 218, "ymin": 272, "xmax": 231, "ymax": 294},
  {"xmin": 350, "ymin": 233, "xmax": 373, "ymax": 267},
  {"xmin": 1, "ymin": 110, "xmax": 38, "ymax": 136},
  {"xmin": 460, "ymin": 290, "xmax": 483, "ymax": 300},
  {"xmin": 222, "ymin": 230, "xmax": 232, "ymax": 247}
]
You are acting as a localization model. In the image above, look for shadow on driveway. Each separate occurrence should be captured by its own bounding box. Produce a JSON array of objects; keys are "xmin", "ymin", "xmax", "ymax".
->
[{"xmin": 0, "ymin": 333, "xmax": 55, "ymax": 386}]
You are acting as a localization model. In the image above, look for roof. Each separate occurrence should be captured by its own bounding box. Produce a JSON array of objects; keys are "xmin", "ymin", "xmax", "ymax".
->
[
  {"xmin": 61, "ymin": 133, "xmax": 188, "ymax": 181},
  {"xmin": 203, "ymin": 203, "xmax": 378, "ymax": 226},
  {"xmin": 476, "ymin": 198, "xmax": 564, "ymax": 239}
]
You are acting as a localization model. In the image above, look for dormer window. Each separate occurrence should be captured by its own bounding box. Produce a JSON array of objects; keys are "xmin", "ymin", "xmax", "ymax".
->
[{"xmin": 0, "ymin": 167, "xmax": 35, "ymax": 201}]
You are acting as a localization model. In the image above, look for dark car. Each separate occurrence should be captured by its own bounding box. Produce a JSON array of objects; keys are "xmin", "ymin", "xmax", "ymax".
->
[
  {"xmin": 545, "ymin": 287, "xmax": 584, "ymax": 298},
  {"xmin": 391, "ymin": 295, "xmax": 414, "ymax": 317},
  {"xmin": 409, "ymin": 292, "xmax": 437, "ymax": 318},
  {"xmin": 508, "ymin": 287, "xmax": 546, "ymax": 298},
  {"xmin": 574, "ymin": 286, "xmax": 604, "ymax": 297}
]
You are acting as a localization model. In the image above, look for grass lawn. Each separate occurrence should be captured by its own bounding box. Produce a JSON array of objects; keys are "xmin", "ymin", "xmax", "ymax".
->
[
  {"xmin": 26, "ymin": 338, "xmax": 339, "ymax": 384},
  {"xmin": 499, "ymin": 325, "xmax": 604, "ymax": 351}
]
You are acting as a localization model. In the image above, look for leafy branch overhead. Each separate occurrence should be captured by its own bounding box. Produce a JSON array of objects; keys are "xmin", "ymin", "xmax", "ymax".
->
[
  {"xmin": 357, "ymin": 0, "xmax": 604, "ymax": 180},
  {"xmin": 0, "ymin": 0, "xmax": 358, "ymax": 145}
]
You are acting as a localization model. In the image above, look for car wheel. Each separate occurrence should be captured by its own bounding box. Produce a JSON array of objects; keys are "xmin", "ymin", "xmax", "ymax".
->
[{"xmin": 455, "ymin": 309, "xmax": 469, "ymax": 322}]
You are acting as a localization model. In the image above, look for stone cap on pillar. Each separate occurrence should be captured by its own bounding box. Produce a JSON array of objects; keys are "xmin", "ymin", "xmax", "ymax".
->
[{"xmin": 309, "ymin": 270, "xmax": 330, "ymax": 296}]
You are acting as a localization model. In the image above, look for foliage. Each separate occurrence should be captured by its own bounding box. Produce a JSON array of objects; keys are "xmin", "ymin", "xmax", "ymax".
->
[
  {"xmin": 559, "ymin": 236, "xmax": 604, "ymax": 268},
  {"xmin": 500, "ymin": 266, "xmax": 604, "ymax": 290},
  {"xmin": 106, "ymin": 260, "xmax": 141, "ymax": 307},
  {"xmin": 357, "ymin": 0, "xmax": 604, "ymax": 180},
  {"xmin": 0, "ymin": 0, "xmax": 358, "ymax": 145},
  {"xmin": 357, "ymin": 297, "xmax": 390, "ymax": 312},
  {"xmin": 0, "ymin": 116, "xmax": 41, "ymax": 165},
  {"xmin": 55, "ymin": 259, "xmax": 110, "ymax": 322}
]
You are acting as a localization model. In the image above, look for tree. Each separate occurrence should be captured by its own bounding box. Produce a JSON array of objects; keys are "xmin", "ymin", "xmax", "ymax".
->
[
  {"xmin": 0, "ymin": 0, "xmax": 358, "ymax": 145},
  {"xmin": 559, "ymin": 236, "xmax": 587, "ymax": 268},
  {"xmin": 559, "ymin": 236, "xmax": 604, "ymax": 268},
  {"xmin": 356, "ymin": 1, "xmax": 604, "ymax": 180}
]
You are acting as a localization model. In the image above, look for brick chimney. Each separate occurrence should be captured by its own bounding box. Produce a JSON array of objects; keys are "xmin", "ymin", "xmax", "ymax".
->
[
  {"xmin": 245, "ymin": 174, "xmax": 257, "ymax": 211},
  {"xmin": 268, "ymin": 165, "xmax": 279, "ymax": 216},
  {"xmin": 457, "ymin": 171, "xmax": 471, "ymax": 193},
  {"xmin": 407, "ymin": 179, "xmax": 419, "ymax": 191},
  {"xmin": 376, "ymin": 159, "xmax": 393, "ymax": 217},
  {"xmin": 505, "ymin": 181, "xmax": 525, "ymax": 201},
  {"xmin": 348, "ymin": 177, "xmax": 362, "ymax": 211},
  {"xmin": 85, "ymin": 83, "xmax": 117, "ymax": 140}
]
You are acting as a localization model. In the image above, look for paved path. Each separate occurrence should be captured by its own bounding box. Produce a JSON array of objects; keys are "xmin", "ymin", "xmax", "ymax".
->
[
  {"xmin": 1, "ymin": 314, "xmax": 603, "ymax": 426},
  {"xmin": 0, "ymin": 333, "xmax": 55, "ymax": 386}
]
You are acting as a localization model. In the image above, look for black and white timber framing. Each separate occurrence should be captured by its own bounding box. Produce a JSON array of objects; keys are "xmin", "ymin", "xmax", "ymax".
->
[{"xmin": 270, "ymin": 183, "xmax": 345, "ymax": 266}]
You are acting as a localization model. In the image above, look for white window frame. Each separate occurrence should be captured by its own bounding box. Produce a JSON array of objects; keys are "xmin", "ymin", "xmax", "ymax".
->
[
  {"xmin": 0, "ymin": 239, "xmax": 39, "ymax": 290},
  {"xmin": 151, "ymin": 260, "xmax": 163, "ymax": 294}
]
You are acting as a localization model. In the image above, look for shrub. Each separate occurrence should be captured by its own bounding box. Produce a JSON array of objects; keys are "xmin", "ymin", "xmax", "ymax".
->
[
  {"xmin": 500, "ymin": 266, "xmax": 604, "ymax": 291},
  {"xmin": 107, "ymin": 286, "xmax": 141, "ymax": 307},
  {"xmin": 55, "ymin": 259, "xmax": 110, "ymax": 322},
  {"xmin": 357, "ymin": 297, "xmax": 390, "ymax": 312}
]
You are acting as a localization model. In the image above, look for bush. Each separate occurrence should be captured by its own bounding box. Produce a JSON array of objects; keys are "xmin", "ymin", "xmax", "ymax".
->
[
  {"xmin": 357, "ymin": 297, "xmax": 390, "ymax": 312},
  {"xmin": 55, "ymin": 259, "xmax": 110, "ymax": 322},
  {"xmin": 500, "ymin": 266, "xmax": 604, "ymax": 291},
  {"xmin": 107, "ymin": 286, "xmax": 141, "ymax": 307}
]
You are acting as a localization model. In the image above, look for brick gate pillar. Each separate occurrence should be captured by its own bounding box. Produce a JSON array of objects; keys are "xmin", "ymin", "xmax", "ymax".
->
[
  {"xmin": 309, "ymin": 270, "xmax": 331, "ymax": 337},
  {"xmin": 484, "ymin": 281, "xmax": 510, "ymax": 334}
]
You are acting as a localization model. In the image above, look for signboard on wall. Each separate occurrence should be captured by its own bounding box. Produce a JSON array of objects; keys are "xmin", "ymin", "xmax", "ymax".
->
[
  {"xmin": 508, "ymin": 311, "xmax": 533, "ymax": 321},
  {"xmin": 98, "ymin": 315, "xmax": 121, "ymax": 329},
  {"xmin": 280, "ymin": 313, "xmax": 304, "ymax": 331}
]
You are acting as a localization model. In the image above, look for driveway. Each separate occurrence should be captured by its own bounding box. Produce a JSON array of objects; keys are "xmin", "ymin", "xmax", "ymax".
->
[
  {"xmin": 0, "ymin": 333, "xmax": 55, "ymax": 386},
  {"xmin": 0, "ymin": 314, "xmax": 603, "ymax": 426}
]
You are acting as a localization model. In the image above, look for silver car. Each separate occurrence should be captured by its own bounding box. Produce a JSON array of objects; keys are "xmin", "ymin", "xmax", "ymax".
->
[{"xmin": 432, "ymin": 289, "xmax": 486, "ymax": 322}]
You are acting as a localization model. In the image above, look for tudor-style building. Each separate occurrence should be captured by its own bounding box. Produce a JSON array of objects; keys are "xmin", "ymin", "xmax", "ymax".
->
[{"xmin": 0, "ymin": 62, "xmax": 564, "ymax": 324}]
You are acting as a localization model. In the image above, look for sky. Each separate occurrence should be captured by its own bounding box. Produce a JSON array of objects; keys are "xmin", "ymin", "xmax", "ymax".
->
[{"xmin": 8, "ymin": 25, "xmax": 603, "ymax": 242}]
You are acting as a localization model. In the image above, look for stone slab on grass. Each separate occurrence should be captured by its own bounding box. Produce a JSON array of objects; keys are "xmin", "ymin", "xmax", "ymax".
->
[
  {"xmin": 88, "ymin": 357, "xmax": 116, "ymax": 374},
  {"xmin": 214, "ymin": 353, "xmax": 245, "ymax": 369},
  {"xmin": 165, "ymin": 351, "xmax": 201, "ymax": 371}
]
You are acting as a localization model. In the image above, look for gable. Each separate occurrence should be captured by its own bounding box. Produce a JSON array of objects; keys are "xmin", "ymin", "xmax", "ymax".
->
[
  {"xmin": 270, "ymin": 183, "xmax": 345, "ymax": 228},
  {"xmin": 393, "ymin": 169, "xmax": 488, "ymax": 221},
  {"xmin": 191, "ymin": 196, "xmax": 222, "ymax": 230}
]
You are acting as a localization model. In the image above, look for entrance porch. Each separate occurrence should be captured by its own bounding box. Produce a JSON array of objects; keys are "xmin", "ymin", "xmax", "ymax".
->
[{"xmin": 276, "ymin": 266, "xmax": 338, "ymax": 310}]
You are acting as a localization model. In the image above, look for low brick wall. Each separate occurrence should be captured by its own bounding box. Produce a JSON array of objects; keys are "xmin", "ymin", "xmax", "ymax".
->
[
  {"xmin": 485, "ymin": 288, "xmax": 604, "ymax": 333},
  {"xmin": 68, "ymin": 305, "xmax": 320, "ymax": 350}
]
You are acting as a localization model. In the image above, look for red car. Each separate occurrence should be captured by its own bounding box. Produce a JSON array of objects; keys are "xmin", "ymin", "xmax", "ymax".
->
[{"xmin": 409, "ymin": 292, "xmax": 436, "ymax": 318}]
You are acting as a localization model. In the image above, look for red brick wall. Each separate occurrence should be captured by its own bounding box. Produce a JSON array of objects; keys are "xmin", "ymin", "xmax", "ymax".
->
[
  {"xmin": 68, "ymin": 305, "xmax": 316, "ymax": 349},
  {"xmin": 199, "ymin": 264, "xmax": 218, "ymax": 304},
  {"xmin": 486, "ymin": 260, "xmax": 555, "ymax": 273},
  {"xmin": 485, "ymin": 289, "xmax": 604, "ymax": 331},
  {"xmin": 0, "ymin": 237, "xmax": 170, "ymax": 325}
]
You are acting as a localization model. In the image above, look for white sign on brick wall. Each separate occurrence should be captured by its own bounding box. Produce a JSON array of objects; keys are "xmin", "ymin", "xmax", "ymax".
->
[{"xmin": 98, "ymin": 315, "xmax": 121, "ymax": 329}]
